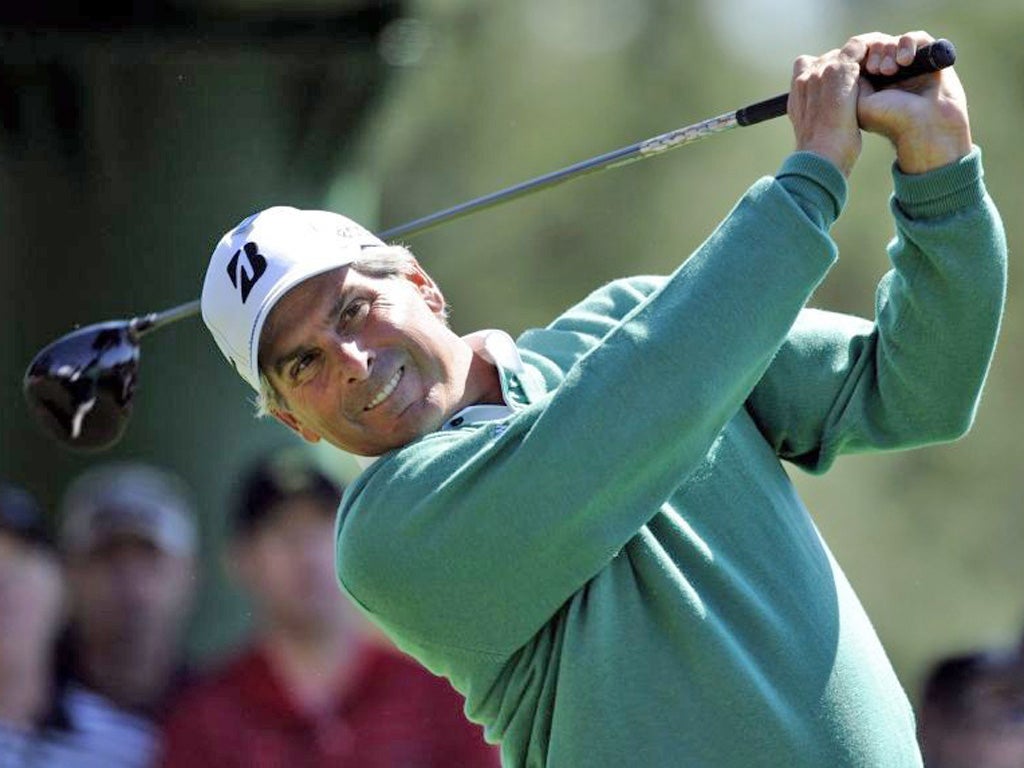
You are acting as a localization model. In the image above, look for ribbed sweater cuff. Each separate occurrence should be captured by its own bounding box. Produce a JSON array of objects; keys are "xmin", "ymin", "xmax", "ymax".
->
[
  {"xmin": 776, "ymin": 152, "xmax": 848, "ymax": 231},
  {"xmin": 892, "ymin": 146, "xmax": 985, "ymax": 220}
]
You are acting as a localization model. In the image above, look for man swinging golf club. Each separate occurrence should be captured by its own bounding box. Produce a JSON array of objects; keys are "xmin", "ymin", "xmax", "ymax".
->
[{"xmin": 201, "ymin": 31, "xmax": 1006, "ymax": 767}]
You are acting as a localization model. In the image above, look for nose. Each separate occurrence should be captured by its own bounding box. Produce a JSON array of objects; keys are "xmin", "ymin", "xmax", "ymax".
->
[{"xmin": 332, "ymin": 337, "xmax": 372, "ymax": 384}]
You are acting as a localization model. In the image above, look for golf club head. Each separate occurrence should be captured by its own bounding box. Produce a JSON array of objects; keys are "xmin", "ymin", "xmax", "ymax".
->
[{"xmin": 23, "ymin": 321, "xmax": 141, "ymax": 451}]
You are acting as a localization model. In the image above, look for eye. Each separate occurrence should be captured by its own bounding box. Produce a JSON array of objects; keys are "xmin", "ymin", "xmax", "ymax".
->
[
  {"xmin": 339, "ymin": 298, "xmax": 369, "ymax": 327},
  {"xmin": 289, "ymin": 350, "xmax": 320, "ymax": 383}
]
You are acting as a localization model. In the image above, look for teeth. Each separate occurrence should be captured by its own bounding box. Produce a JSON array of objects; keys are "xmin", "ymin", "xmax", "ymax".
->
[{"xmin": 364, "ymin": 368, "xmax": 402, "ymax": 411}]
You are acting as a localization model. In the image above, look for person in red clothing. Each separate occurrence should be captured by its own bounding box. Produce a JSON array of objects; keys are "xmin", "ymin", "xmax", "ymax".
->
[{"xmin": 159, "ymin": 449, "xmax": 499, "ymax": 768}]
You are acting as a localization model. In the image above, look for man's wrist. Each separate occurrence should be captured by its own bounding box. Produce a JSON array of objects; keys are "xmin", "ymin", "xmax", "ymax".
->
[
  {"xmin": 894, "ymin": 127, "xmax": 973, "ymax": 175},
  {"xmin": 892, "ymin": 145, "xmax": 985, "ymax": 219},
  {"xmin": 777, "ymin": 152, "xmax": 849, "ymax": 230}
]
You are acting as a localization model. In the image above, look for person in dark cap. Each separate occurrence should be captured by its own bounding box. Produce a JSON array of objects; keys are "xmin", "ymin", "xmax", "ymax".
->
[
  {"xmin": 161, "ymin": 449, "xmax": 499, "ymax": 768},
  {"xmin": 57, "ymin": 462, "xmax": 198, "ymax": 768},
  {"xmin": 918, "ymin": 640, "xmax": 1024, "ymax": 768},
  {"xmin": 0, "ymin": 483, "xmax": 72, "ymax": 764}
]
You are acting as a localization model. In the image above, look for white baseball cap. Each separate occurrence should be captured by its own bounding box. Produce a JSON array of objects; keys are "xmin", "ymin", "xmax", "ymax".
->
[
  {"xmin": 60, "ymin": 463, "xmax": 197, "ymax": 557},
  {"xmin": 201, "ymin": 206, "xmax": 386, "ymax": 391}
]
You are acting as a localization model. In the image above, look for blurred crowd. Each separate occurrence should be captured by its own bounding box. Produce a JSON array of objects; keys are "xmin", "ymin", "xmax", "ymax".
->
[
  {"xmin": 3, "ymin": 453, "xmax": 1024, "ymax": 768},
  {"xmin": 918, "ymin": 632, "xmax": 1024, "ymax": 767},
  {"xmin": 0, "ymin": 455, "xmax": 500, "ymax": 768}
]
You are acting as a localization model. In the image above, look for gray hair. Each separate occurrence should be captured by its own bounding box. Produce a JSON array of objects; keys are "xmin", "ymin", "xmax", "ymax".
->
[{"xmin": 253, "ymin": 245, "xmax": 435, "ymax": 418}]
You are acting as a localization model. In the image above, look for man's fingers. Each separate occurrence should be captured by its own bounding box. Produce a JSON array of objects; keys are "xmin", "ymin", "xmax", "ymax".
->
[
  {"xmin": 895, "ymin": 36, "xmax": 917, "ymax": 67},
  {"xmin": 898, "ymin": 30, "xmax": 935, "ymax": 47},
  {"xmin": 792, "ymin": 54, "xmax": 815, "ymax": 78},
  {"xmin": 840, "ymin": 34, "xmax": 873, "ymax": 62},
  {"xmin": 843, "ymin": 31, "xmax": 937, "ymax": 76},
  {"xmin": 867, "ymin": 42, "xmax": 900, "ymax": 75}
]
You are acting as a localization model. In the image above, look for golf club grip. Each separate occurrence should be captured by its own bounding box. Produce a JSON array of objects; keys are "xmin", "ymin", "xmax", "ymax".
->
[{"xmin": 735, "ymin": 38, "xmax": 956, "ymax": 127}]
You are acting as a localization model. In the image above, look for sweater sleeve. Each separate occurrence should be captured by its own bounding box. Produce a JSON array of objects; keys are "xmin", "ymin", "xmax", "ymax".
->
[
  {"xmin": 745, "ymin": 147, "xmax": 1007, "ymax": 473},
  {"xmin": 336, "ymin": 158, "xmax": 841, "ymax": 659}
]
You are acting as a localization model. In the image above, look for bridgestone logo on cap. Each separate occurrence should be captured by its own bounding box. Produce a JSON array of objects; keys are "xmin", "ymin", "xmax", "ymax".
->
[
  {"xmin": 202, "ymin": 207, "xmax": 386, "ymax": 392},
  {"xmin": 226, "ymin": 242, "xmax": 267, "ymax": 304}
]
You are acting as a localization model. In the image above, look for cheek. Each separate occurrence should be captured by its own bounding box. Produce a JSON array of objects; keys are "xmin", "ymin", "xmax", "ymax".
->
[
  {"xmin": 399, "ymin": 312, "xmax": 454, "ymax": 364},
  {"xmin": 251, "ymin": 546, "xmax": 299, "ymax": 594},
  {"xmin": 70, "ymin": 568, "xmax": 109, "ymax": 606},
  {"xmin": 380, "ymin": 290, "xmax": 447, "ymax": 339},
  {"xmin": 288, "ymin": 380, "xmax": 345, "ymax": 427},
  {"xmin": 31, "ymin": 566, "xmax": 64, "ymax": 619},
  {"xmin": 2, "ymin": 567, "xmax": 62, "ymax": 630}
]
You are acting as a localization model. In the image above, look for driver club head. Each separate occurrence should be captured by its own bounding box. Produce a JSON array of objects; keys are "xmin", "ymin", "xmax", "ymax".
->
[{"xmin": 23, "ymin": 321, "xmax": 141, "ymax": 451}]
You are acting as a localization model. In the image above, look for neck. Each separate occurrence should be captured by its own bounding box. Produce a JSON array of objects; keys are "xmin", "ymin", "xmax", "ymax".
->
[
  {"xmin": 461, "ymin": 333, "xmax": 506, "ymax": 408},
  {"xmin": 0, "ymin": 656, "xmax": 52, "ymax": 728},
  {"xmin": 263, "ymin": 620, "xmax": 367, "ymax": 715},
  {"xmin": 76, "ymin": 634, "xmax": 177, "ymax": 713}
]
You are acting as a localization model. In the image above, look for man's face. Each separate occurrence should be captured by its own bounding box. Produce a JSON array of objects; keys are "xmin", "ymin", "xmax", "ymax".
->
[
  {"xmin": 0, "ymin": 531, "xmax": 63, "ymax": 662},
  {"xmin": 66, "ymin": 534, "xmax": 193, "ymax": 652},
  {"xmin": 259, "ymin": 263, "xmax": 475, "ymax": 456},
  {"xmin": 233, "ymin": 497, "xmax": 356, "ymax": 635}
]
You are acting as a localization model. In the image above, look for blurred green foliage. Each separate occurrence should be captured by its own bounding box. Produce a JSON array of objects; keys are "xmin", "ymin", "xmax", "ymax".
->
[{"xmin": 1, "ymin": 0, "xmax": 1020, "ymax": 706}]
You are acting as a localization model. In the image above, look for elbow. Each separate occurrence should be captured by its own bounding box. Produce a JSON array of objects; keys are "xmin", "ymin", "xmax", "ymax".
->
[
  {"xmin": 933, "ymin": 412, "xmax": 976, "ymax": 443},
  {"xmin": 891, "ymin": 351, "xmax": 996, "ymax": 446},
  {"xmin": 876, "ymin": 388, "xmax": 982, "ymax": 448},
  {"xmin": 930, "ymin": 362, "xmax": 996, "ymax": 443},
  {"xmin": 913, "ymin": 401, "xmax": 979, "ymax": 446}
]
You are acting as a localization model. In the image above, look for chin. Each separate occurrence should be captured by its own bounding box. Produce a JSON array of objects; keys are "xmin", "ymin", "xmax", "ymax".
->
[{"xmin": 334, "ymin": 401, "xmax": 449, "ymax": 457}]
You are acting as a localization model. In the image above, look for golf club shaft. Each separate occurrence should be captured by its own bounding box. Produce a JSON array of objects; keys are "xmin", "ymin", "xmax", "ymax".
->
[
  {"xmin": 125, "ymin": 39, "xmax": 956, "ymax": 330},
  {"xmin": 131, "ymin": 299, "xmax": 203, "ymax": 338},
  {"xmin": 381, "ymin": 39, "xmax": 954, "ymax": 239}
]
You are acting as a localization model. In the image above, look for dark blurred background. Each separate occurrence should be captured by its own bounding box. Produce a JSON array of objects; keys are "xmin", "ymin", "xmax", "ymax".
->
[{"xmin": 2, "ymin": 0, "xmax": 1021, "ymax": 703}]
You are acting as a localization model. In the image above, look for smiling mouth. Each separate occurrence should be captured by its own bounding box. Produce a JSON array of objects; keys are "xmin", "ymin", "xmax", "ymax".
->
[{"xmin": 364, "ymin": 367, "xmax": 403, "ymax": 412}]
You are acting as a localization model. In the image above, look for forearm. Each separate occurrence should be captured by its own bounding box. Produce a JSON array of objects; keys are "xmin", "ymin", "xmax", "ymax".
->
[{"xmin": 872, "ymin": 145, "xmax": 1006, "ymax": 437}]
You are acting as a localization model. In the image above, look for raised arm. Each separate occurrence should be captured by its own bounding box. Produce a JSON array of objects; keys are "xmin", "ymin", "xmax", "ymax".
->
[
  {"xmin": 746, "ymin": 149, "xmax": 1005, "ymax": 472},
  {"xmin": 747, "ymin": 33, "xmax": 1005, "ymax": 471}
]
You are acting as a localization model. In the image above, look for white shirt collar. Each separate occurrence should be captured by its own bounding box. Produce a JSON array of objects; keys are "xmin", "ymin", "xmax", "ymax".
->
[
  {"xmin": 469, "ymin": 329, "xmax": 526, "ymax": 375},
  {"xmin": 442, "ymin": 329, "xmax": 524, "ymax": 430}
]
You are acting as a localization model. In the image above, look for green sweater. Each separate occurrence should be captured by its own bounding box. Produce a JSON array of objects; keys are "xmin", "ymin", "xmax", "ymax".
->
[{"xmin": 336, "ymin": 149, "xmax": 1006, "ymax": 767}]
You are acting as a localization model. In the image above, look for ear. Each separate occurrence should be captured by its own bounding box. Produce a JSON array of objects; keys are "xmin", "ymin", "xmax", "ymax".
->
[
  {"xmin": 405, "ymin": 259, "xmax": 447, "ymax": 317},
  {"xmin": 270, "ymin": 407, "xmax": 322, "ymax": 444}
]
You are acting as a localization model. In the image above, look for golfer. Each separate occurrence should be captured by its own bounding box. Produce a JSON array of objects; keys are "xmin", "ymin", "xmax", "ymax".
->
[{"xmin": 201, "ymin": 31, "xmax": 1006, "ymax": 767}]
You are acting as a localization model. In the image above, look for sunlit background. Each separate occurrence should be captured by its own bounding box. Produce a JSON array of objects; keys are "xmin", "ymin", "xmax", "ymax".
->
[{"xmin": 2, "ymin": 0, "xmax": 1021, "ymax": 706}]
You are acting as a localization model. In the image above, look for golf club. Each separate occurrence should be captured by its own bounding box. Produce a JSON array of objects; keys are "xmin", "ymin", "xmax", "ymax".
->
[{"xmin": 23, "ymin": 39, "xmax": 955, "ymax": 450}]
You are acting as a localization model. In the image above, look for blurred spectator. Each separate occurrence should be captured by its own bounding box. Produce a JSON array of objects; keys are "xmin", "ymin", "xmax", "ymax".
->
[
  {"xmin": 57, "ymin": 463, "xmax": 198, "ymax": 768},
  {"xmin": 161, "ymin": 450, "xmax": 499, "ymax": 768},
  {"xmin": 0, "ymin": 483, "xmax": 72, "ymax": 765},
  {"xmin": 918, "ymin": 636, "xmax": 1024, "ymax": 768}
]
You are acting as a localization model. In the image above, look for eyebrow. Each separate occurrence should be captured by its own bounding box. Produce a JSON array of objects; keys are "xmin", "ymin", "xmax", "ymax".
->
[{"xmin": 269, "ymin": 290, "xmax": 352, "ymax": 380}]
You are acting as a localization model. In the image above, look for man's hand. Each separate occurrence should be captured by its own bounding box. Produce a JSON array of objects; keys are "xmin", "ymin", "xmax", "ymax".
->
[
  {"xmin": 856, "ymin": 31, "xmax": 972, "ymax": 174},
  {"xmin": 788, "ymin": 42, "xmax": 863, "ymax": 177},
  {"xmin": 788, "ymin": 31, "xmax": 972, "ymax": 176}
]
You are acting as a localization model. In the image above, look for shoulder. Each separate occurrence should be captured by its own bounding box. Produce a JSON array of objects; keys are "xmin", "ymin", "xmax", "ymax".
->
[
  {"xmin": 60, "ymin": 684, "xmax": 159, "ymax": 767},
  {"xmin": 0, "ymin": 721, "xmax": 100, "ymax": 768},
  {"xmin": 543, "ymin": 275, "xmax": 666, "ymax": 331},
  {"xmin": 336, "ymin": 428, "xmax": 489, "ymax": 584},
  {"xmin": 516, "ymin": 275, "xmax": 668, "ymax": 374},
  {"xmin": 63, "ymin": 685, "xmax": 155, "ymax": 735}
]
